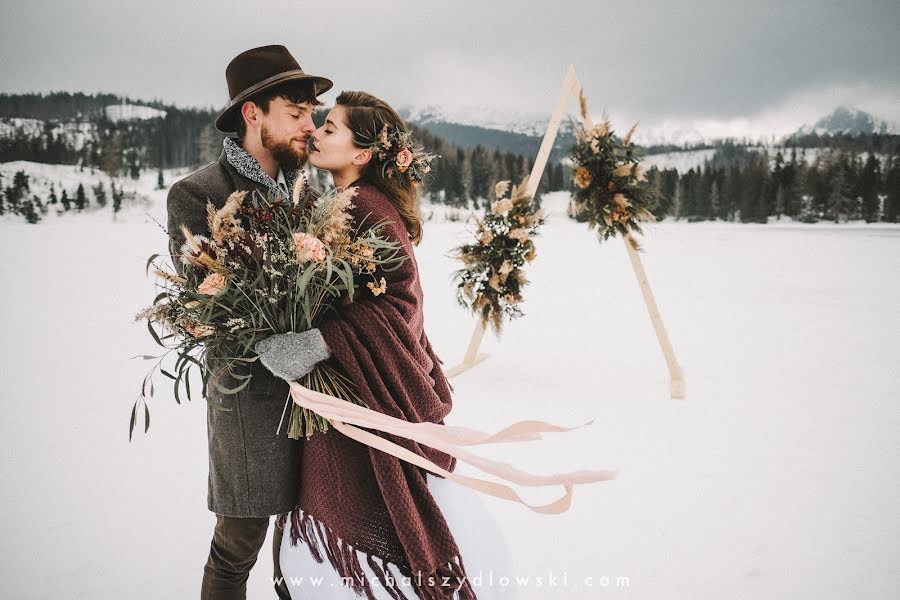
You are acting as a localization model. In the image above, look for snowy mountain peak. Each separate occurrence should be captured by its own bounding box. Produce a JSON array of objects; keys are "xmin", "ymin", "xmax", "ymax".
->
[
  {"xmin": 399, "ymin": 103, "xmax": 765, "ymax": 148},
  {"xmin": 399, "ymin": 104, "xmax": 557, "ymax": 137},
  {"xmin": 796, "ymin": 106, "xmax": 896, "ymax": 136},
  {"xmin": 401, "ymin": 102, "xmax": 899, "ymax": 150}
]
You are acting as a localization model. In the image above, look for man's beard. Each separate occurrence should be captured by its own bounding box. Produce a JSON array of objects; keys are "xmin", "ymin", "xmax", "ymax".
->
[{"xmin": 260, "ymin": 123, "xmax": 308, "ymax": 169}]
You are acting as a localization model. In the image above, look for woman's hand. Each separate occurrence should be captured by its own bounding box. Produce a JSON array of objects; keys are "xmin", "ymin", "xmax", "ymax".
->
[{"xmin": 254, "ymin": 329, "xmax": 331, "ymax": 382}]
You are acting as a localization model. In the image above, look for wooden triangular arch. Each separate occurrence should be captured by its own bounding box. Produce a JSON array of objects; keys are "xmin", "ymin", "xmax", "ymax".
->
[{"xmin": 446, "ymin": 66, "xmax": 686, "ymax": 400}]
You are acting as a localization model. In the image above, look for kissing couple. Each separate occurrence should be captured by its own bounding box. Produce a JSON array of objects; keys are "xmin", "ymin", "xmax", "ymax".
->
[{"xmin": 167, "ymin": 44, "xmax": 517, "ymax": 600}]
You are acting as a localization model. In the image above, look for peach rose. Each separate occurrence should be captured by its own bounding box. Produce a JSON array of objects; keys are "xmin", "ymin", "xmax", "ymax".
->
[
  {"xmin": 395, "ymin": 148, "xmax": 414, "ymax": 172},
  {"xmin": 292, "ymin": 232, "xmax": 327, "ymax": 263},
  {"xmin": 183, "ymin": 321, "xmax": 216, "ymax": 338},
  {"xmin": 197, "ymin": 273, "xmax": 227, "ymax": 295},
  {"xmin": 574, "ymin": 166, "xmax": 592, "ymax": 189}
]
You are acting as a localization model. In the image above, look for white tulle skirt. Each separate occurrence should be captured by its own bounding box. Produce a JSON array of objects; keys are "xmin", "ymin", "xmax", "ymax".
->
[{"xmin": 280, "ymin": 472, "xmax": 520, "ymax": 599}]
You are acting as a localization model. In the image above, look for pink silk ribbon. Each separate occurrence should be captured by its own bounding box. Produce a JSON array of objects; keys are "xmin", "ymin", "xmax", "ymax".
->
[{"xmin": 288, "ymin": 381, "xmax": 617, "ymax": 514}]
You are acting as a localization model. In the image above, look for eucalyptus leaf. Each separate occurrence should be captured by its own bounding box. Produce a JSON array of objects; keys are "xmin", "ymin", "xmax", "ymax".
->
[
  {"xmin": 213, "ymin": 377, "xmax": 251, "ymax": 395},
  {"xmin": 146, "ymin": 320, "xmax": 164, "ymax": 348},
  {"xmin": 145, "ymin": 253, "xmax": 160, "ymax": 276},
  {"xmin": 129, "ymin": 402, "xmax": 137, "ymax": 442}
]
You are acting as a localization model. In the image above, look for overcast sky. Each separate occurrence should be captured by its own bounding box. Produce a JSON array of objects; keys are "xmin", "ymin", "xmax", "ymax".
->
[{"xmin": 2, "ymin": 0, "xmax": 898, "ymax": 139}]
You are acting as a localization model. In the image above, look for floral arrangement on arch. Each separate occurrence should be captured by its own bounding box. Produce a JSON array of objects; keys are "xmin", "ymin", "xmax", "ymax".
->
[
  {"xmin": 569, "ymin": 91, "xmax": 658, "ymax": 248},
  {"xmin": 132, "ymin": 181, "xmax": 406, "ymax": 441},
  {"xmin": 362, "ymin": 123, "xmax": 439, "ymax": 186},
  {"xmin": 451, "ymin": 175, "xmax": 545, "ymax": 335}
]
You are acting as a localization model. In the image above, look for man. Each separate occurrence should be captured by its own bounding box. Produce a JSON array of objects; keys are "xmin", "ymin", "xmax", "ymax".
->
[{"xmin": 166, "ymin": 44, "xmax": 331, "ymax": 599}]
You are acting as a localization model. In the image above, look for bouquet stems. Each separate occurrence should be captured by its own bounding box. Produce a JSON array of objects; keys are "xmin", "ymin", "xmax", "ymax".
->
[{"xmin": 289, "ymin": 363, "xmax": 365, "ymax": 439}]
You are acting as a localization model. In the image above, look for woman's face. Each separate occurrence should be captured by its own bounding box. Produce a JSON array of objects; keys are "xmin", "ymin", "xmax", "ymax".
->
[{"xmin": 308, "ymin": 105, "xmax": 367, "ymax": 173}]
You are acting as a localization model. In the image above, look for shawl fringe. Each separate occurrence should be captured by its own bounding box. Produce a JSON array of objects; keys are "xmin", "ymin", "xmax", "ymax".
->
[{"xmin": 277, "ymin": 510, "xmax": 478, "ymax": 600}]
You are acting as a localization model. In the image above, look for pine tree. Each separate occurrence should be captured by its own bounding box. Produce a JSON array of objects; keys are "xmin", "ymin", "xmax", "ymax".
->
[
  {"xmin": 789, "ymin": 159, "xmax": 809, "ymax": 217},
  {"xmin": 798, "ymin": 193, "xmax": 818, "ymax": 223},
  {"xmin": 721, "ymin": 167, "xmax": 737, "ymax": 221},
  {"xmin": 773, "ymin": 151, "xmax": 785, "ymax": 187},
  {"xmin": 883, "ymin": 156, "xmax": 899, "ymax": 222},
  {"xmin": 774, "ymin": 183, "xmax": 785, "ymax": 220},
  {"xmin": 126, "ymin": 149, "xmax": 141, "ymax": 179},
  {"xmin": 492, "ymin": 149, "xmax": 507, "ymax": 183},
  {"xmin": 0, "ymin": 188, "xmax": 9, "ymax": 215},
  {"xmin": 101, "ymin": 131, "xmax": 124, "ymax": 177},
  {"xmin": 709, "ymin": 179, "xmax": 721, "ymax": 220},
  {"xmin": 60, "ymin": 189, "xmax": 71, "ymax": 211},
  {"xmin": 680, "ymin": 168, "xmax": 697, "ymax": 217},
  {"xmin": 693, "ymin": 168, "xmax": 712, "ymax": 220},
  {"xmin": 7, "ymin": 170, "xmax": 30, "ymax": 210},
  {"xmin": 671, "ymin": 178, "xmax": 683, "ymax": 220},
  {"xmin": 20, "ymin": 195, "xmax": 41, "ymax": 223},
  {"xmin": 468, "ymin": 145, "xmax": 494, "ymax": 207},
  {"xmin": 859, "ymin": 153, "xmax": 881, "ymax": 222},
  {"xmin": 441, "ymin": 153, "xmax": 463, "ymax": 208},
  {"xmin": 550, "ymin": 162, "xmax": 564, "ymax": 191},
  {"xmin": 195, "ymin": 123, "xmax": 221, "ymax": 166},
  {"xmin": 753, "ymin": 153, "xmax": 771, "ymax": 223},
  {"xmin": 92, "ymin": 181, "xmax": 107, "ymax": 208},
  {"xmin": 827, "ymin": 162, "xmax": 850, "ymax": 223},
  {"xmin": 75, "ymin": 183, "xmax": 88, "ymax": 211},
  {"xmin": 648, "ymin": 168, "xmax": 664, "ymax": 219},
  {"xmin": 452, "ymin": 149, "xmax": 468, "ymax": 207},
  {"xmin": 738, "ymin": 165, "xmax": 756, "ymax": 222},
  {"xmin": 111, "ymin": 181, "xmax": 124, "ymax": 214},
  {"xmin": 156, "ymin": 168, "xmax": 166, "ymax": 190},
  {"xmin": 458, "ymin": 148, "xmax": 472, "ymax": 207}
]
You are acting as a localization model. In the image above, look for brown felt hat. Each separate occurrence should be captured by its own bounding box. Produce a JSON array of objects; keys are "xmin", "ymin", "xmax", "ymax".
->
[{"xmin": 215, "ymin": 44, "xmax": 333, "ymax": 134}]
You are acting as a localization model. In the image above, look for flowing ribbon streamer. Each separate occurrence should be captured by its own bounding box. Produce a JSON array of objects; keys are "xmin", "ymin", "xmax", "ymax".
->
[{"xmin": 288, "ymin": 381, "xmax": 617, "ymax": 514}]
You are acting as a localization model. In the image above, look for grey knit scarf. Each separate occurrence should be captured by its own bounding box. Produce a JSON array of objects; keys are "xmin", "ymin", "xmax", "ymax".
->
[{"xmin": 222, "ymin": 137, "xmax": 308, "ymax": 202}]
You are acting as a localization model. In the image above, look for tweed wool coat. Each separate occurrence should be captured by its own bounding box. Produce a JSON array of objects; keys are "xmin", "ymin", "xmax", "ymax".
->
[{"xmin": 166, "ymin": 141, "xmax": 307, "ymax": 517}]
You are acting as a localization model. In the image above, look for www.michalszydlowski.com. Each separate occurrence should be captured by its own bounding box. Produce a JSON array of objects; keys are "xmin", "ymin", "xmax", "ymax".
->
[{"xmin": 273, "ymin": 569, "xmax": 632, "ymax": 591}]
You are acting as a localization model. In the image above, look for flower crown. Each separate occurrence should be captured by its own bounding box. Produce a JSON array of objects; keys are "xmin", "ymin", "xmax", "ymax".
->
[{"xmin": 360, "ymin": 124, "xmax": 439, "ymax": 185}]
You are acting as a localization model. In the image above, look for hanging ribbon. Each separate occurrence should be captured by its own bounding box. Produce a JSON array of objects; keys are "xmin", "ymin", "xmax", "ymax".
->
[{"xmin": 288, "ymin": 381, "xmax": 617, "ymax": 514}]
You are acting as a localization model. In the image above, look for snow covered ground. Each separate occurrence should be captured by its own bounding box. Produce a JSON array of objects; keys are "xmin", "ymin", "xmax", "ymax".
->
[
  {"xmin": 1, "ymin": 189, "xmax": 898, "ymax": 599},
  {"xmin": 0, "ymin": 161, "xmax": 193, "ymax": 224}
]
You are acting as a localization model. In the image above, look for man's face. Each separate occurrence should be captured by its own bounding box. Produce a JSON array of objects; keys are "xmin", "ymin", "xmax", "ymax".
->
[{"xmin": 255, "ymin": 97, "xmax": 316, "ymax": 168}]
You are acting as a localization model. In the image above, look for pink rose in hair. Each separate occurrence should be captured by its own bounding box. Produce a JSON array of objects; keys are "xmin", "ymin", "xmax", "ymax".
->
[{"xmin": 395, "ymin": 148, "xmax": 413, "ymax": 172}]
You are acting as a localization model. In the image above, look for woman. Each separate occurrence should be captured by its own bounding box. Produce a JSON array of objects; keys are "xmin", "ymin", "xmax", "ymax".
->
[{"xmin": 256, "ymin": 91, "xmax": 518, "ymax": 599}]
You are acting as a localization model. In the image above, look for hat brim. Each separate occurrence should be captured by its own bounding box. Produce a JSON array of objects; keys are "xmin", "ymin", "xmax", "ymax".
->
[{"xmin": 215, "ymin": 71, "xmax": 333, "ymax": 134}]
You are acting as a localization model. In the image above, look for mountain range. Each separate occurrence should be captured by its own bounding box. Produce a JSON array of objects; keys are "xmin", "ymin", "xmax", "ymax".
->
[
  {"xmin": 1, "ymin": 90, "xmax": 895, "ymax": 171},
  {"xmin": 400, "ymin": 104, "xmax": 897, "ymax": 153}
]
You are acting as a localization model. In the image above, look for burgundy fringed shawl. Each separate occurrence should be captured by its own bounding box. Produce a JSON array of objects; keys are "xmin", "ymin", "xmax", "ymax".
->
[{"xmin": 276, "ymin": 182, "xmax": 477, "ymax": 599}]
